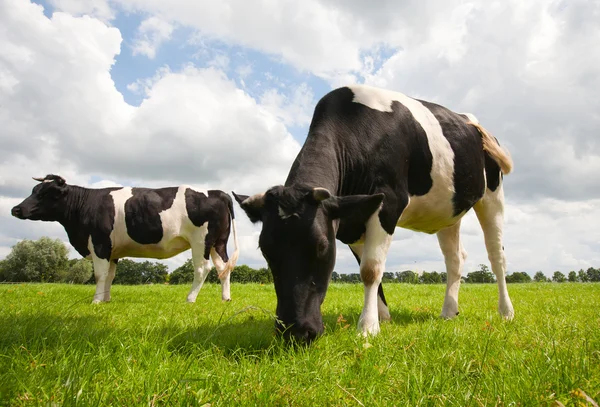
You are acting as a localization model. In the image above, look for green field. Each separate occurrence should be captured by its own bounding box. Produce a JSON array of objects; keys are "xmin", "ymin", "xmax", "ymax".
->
[{"xmin": 1, "ymin": 282, "xmax": 599, "ymax": 406}]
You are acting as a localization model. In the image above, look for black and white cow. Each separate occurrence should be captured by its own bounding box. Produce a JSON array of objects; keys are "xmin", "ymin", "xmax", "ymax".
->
[
  {"xmin": 233, "ymin": 84, "xmax": 514, "ymax": 342},
  {"xmin": 11, "ymin": 175, "xmax": 239, "ymax": 303}
]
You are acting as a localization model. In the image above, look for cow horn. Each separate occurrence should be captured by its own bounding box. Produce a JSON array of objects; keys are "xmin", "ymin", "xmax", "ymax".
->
[{"xmin": 32, "ymin": 177, "xmax": 45, "ymax": 182}]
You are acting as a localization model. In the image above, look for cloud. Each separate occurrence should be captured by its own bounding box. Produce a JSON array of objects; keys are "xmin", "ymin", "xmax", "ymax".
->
[
  {"xmin": 131, "ymin": 16, "xmax": 174, "ymax": 59},
  {"xmin": 48, "ymin": 0, "xmax": 115, "ymax": 21}
]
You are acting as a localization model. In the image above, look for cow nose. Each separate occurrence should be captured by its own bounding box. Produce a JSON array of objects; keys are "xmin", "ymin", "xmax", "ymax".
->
[{"xmin": 11, "ymin": 206, "xmax": 22, "ymax": 218}]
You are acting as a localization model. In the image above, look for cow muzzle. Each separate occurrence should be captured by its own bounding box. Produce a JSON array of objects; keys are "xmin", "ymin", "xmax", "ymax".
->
[{"xmin": 11, "ymin": 206, "xmax": 24, "ymax": 219}]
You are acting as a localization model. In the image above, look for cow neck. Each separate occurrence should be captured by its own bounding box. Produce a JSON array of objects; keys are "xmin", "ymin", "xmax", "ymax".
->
[
  {"xmin": 284, "ymin": 133, "xmax": 340, "ymax": 194},
  {"xmin": 57, "ymin": 185, "xmax": 93, "ymax": 230},
  {"xmin": 284, "ymin": 132, "xmax": 374, "ymax": 197}
]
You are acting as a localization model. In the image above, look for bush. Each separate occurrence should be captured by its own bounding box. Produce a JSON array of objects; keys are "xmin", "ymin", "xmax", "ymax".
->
[
  {"xmin": 64, "ymin": 259, "xmax": 93, "ymax": 284},
  {"xmin": 506, "ymin": 271, "xmax": 532, "ymax": 283},
  {"xmin": 1, "ymin": 237, "xmax": 69, "ymax": 282},
  {"xmin": 466, "ymin": 264, "xmax": 495, "ymax": 283}
]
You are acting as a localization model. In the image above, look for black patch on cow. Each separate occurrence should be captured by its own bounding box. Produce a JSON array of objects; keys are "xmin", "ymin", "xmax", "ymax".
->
[
  {"xmin": 377, "ymin": 283, "xmax": 388, "ymax": 306},
  {"xmin": 419, "ymin": 100, "xmax": 486, "ymax": 216},
  {"xmin": 124, "ymin": 187, "xmax": 178, "ymax": 245},
  {"xmin": 185, "ymin": 189, "xmax": 233, "ymax": 260},
  {"xmin": 485, "ymin": 152, "xmax": 501, "ymax": 192}
]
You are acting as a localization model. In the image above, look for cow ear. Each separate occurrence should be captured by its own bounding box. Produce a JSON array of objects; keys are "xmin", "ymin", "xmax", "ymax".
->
[
  {"xmin": 310, "ymin": 187, "xmax": 332, "ymax": 202},
  {"xmin": 232, "ymin": 191, "xmax": 265, "ymax": 223},
  {"xmin": 325, "ymin": 193, "xmax": 384, "ymax": 222}
]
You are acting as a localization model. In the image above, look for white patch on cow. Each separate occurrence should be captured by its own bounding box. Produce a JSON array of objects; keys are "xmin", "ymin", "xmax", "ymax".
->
[
  {"xmin": 437, "ymin": 219, "xmax": 466, "ymax": 318},
  {"xmin": 461, "ymin": 112, "xmax": 479, "ymax": 124},
  {"xmin": 278, "ymin": 206, "xmax": 295, "ymax": 219},
  {"xmin": 356, "ymin": 208, "xmax": 392, "ymax": 336},
  {"xmin": 474, "ymin": 184, "xmax": 514, "ymax": 320},
  {"xmin": 349, "ymin": 84, "xmax": 459, "ymax": 234}
]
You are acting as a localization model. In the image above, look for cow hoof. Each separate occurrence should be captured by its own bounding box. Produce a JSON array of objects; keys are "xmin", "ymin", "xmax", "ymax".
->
[
  {"xmin": 358, "ymin": 318, "xmax": 380, "ymax": 337},
  {"xmin": 91, "ymin": 299, "xmax": 102, "ymax": 304},
  {"xmin": 498, "ymin": 300, "xmax": 514, "ymax": 320},
  {"xmin": 440, "ymin": 311, "xmax": 459, "ymax": 320},
  {"xmin": 222, "ymin": 298, "xmax": 232, "ymax": 302},
  {"xmin": 186, "ymin": 299, "xmax": 196, "ymax": 303}
]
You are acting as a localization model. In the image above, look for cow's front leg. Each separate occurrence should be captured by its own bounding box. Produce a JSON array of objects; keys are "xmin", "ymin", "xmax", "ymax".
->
[
  {"xmin": 91, "ymin": 256, "xmax": 111, "ymax": 304},
  {"xmin": 102, "ymin": 260, "xmax": 118, "ymax": 302},
  {"xmin": 350, "ymin": 244, "xmax": 391, "ymax": 322},
  {"xmin": 357, "ymin": 212, "xmax": 392, "ymax": 336}
]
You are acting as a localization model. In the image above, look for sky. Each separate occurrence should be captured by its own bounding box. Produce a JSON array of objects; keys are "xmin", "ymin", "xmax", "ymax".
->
[{"xmin": 1, "ymin": 0, "xmax": 599, "ymax": 277}]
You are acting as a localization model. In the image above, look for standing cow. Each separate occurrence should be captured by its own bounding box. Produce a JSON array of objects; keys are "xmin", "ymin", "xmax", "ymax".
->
[
  {"xmin": 233, "ymin": 84, "xmax": 514, "ymax": 342},
  {"xmin": 11, "ymin": 175, "xmax": 239, "ymax": 303}
]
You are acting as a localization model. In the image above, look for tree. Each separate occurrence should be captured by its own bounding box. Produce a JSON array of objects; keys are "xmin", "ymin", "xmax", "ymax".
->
[
  {"xmin": 568, "ymin": 271, "xmax": 578, "ymax": 282},
  {"xmin": 420, "ymin": 271, "xmax": 442, "ymax": 284},
  {"xmin": 113, "ymin": 260, "xmax": 168, "ymax": 284},
  {"xmin": 578, "ymin": 269, "xmax": 589, "ymax": 282},
  {"xmin": 466, "ymin": 264, "xmax": 495, "ymax": 283},
  {"xmin": 396, "ymin": 270, "xmax": 419, "ymax": 284},
  {"xmin": 505, "ymin": 271, "xmax": 532, "ymax": 283},
  {"xmin": 533, "ymin": 271, "xmax": 548, "ymax": 282},
  {"xmin": 170, "ymin": 259, "xmax": 194, "ymax": 284},
  {"xmin": 1, "ymin": 237, "xmax": 69, "ymax": 282},
  {"xmin": 64, "ymin": 259, "xmax": 93, "ymax": 284},
  {"xmin": 331, "ymin": 271, "xmax": 340, "ymax": 282},
  {"xmin": 382, "ymin": 272, "xmax": 395, "ymax": 283},
  {"xmin": 586, "ymin": 267, "xmax": 600, "ymax": 282},
  {"xmin": 552, "ymin": 271, "xmax": 566, "ymax": 283}
]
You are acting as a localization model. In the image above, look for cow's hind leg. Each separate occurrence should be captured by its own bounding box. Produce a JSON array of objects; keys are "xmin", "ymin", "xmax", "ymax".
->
[
  {"xmin": 210, "ymin": 243, "xmax": 231, "ymax": 301},
  {"xmin": 102, "ymin": 259, "xmax": 118, "ymax": 302},
  {"xmin": 349, "ymin": 245, "xmax": 391, "ymax": 322},
  {"xmin": 474, "ymin": 186, "xmax": 514, "ymax": 320},
  {"xmin": 437, "ymin": 220, "xmax": 467, "ymax": 319},
  {"xmin": 91, "ymin": 256, "xmax": 111, "ymax": 304},
  {"xmin": 187, "ymin": 245, "xmax": 212, "ymax": 303}
]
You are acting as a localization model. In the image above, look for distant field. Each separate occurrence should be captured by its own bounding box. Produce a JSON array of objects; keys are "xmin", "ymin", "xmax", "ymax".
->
[{"xmin": 0, "ymin": 282, "xmax": 599, "ymax": 406}]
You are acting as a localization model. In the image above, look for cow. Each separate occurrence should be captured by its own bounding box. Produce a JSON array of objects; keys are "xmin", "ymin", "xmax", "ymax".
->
[
  {"xmin": 11, "ymin": 175, "xmax": 239, "ymax": 304},
  {"xmin": 233, "ymin": 84, "xmax": 514, "ymax": 342}
]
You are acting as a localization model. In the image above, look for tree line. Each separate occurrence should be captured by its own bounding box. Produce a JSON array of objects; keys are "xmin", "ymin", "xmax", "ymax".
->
[{"xmin": 1, "ymin": 237, "xmax": 600, "ymax": 284}]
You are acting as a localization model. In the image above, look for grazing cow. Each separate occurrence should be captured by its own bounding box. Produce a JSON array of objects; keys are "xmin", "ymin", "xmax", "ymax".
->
[
  {"xmin": 11, "ymin": 175, "xmax": 239, "ymax": 303},
  {"xmin": 233, "ymin": 84, "xmax": 514, "ymax": 342}
]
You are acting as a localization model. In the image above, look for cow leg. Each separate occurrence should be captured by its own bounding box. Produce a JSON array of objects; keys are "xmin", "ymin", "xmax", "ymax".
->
[
  {"xmin": 437, "ymin": 220, "xmax": 467, "ymax": 319},
  {"xmin": 474, "ymin": 186, "xmax": 514, "ymax": 320},
  {"xmin": 210, "ymin": 246, "xmax": 231, "ymax": 302},
  {"xmin": 102, "ymin": 259, "xmax": 118, "ymax": 302},
  {"xmin": 187, "ymin": 247, "xmax": 212, "ymax": 303},
  {"xmin": 356, "ymin": 212, "xmax": 392, "ymax": 336},
  {"xmin": 91, "ymin": 256, "xmax": 111, "ymax": 304},
  {"xmin": 349, "ymin": 244, "xmax": 391, "ymax": 322}
]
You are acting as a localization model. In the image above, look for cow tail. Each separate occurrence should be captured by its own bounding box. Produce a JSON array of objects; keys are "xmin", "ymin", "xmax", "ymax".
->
[
  {"xmin": 468, "ymin": 121, "xmax": 514, "ymax": 175},
  {"xmin": 223, "ymin": 194, "xmax": 239, "ymax": 278}
]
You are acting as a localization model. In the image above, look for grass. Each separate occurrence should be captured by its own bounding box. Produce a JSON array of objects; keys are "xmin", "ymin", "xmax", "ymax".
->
[{"xmin": 0, "ymin": 282, "xmax": 599, "ymax": 406}]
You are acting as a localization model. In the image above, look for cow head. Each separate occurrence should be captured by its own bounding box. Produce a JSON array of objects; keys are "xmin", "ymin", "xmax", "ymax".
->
[
  {"xmin": 233, "ymin": 184, "xmax": 383, "ymax": 343},
  {"xmin": 11, "ymin": 175, "xmax": 68, "ymax": 221}
]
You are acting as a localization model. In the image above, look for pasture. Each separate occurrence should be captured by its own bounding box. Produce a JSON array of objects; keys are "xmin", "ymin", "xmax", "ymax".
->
[{"xmin": 1, "ymin": 282, "xmax": 598, "ymax": 406}]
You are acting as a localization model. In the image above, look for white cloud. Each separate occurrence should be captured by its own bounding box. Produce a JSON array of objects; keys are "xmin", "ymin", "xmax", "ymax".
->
[
  {"xmin": 131, "ymin": 16, "xmax": 174, "ymax": 59},
  {"xmin": 48, "ymin": 0, "xmax": 115, "ymax": 21}
]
